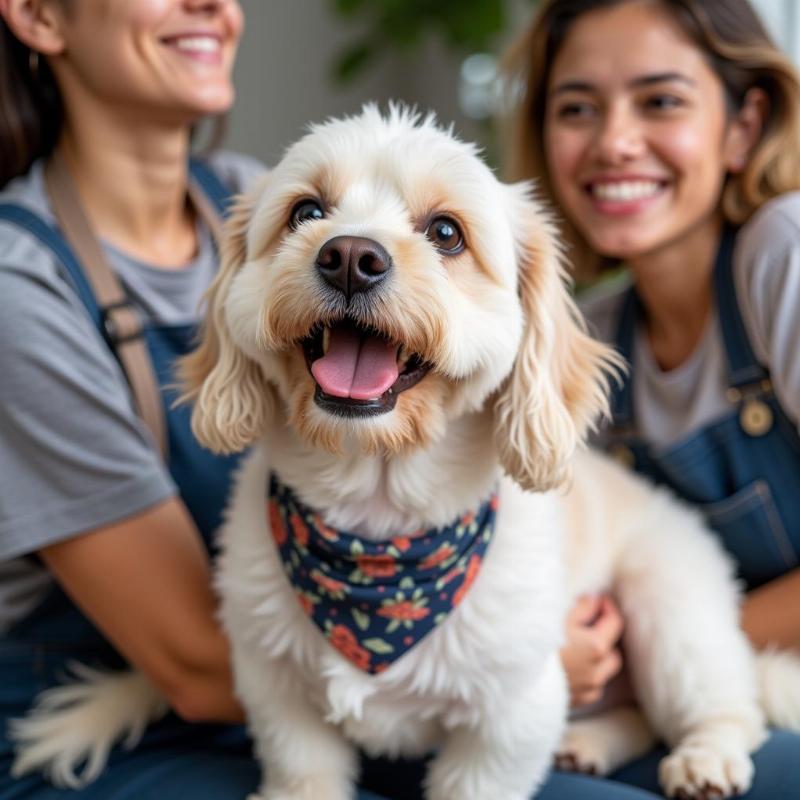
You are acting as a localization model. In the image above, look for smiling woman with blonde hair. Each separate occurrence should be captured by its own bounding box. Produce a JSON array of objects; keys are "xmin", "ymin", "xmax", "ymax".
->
[{"xmin": 504, "ymin": 0, "xmax": 800, "ymax": 798}]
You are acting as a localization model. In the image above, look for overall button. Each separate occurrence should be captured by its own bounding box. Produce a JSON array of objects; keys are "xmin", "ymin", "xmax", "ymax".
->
[{"xmin": 740, "ymin": 399, "xmax": 773, "ymax": 437}]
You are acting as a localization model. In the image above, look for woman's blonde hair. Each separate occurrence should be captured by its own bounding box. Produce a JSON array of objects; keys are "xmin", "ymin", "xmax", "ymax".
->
[{"xmin": 504, "ymin": 0, "xmax": 800, "ymax": 281}]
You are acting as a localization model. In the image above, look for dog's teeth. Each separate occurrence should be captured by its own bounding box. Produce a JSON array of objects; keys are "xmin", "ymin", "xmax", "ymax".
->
[{"xmin": 322, "ymin": 327, "xmax": 330, "ymax": 354}]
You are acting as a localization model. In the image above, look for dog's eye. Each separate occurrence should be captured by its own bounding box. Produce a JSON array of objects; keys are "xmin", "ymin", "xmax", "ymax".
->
[
  {"xmin": 426, "ymin": 216, "xmax": 464, "ymax": 255},
  {"xmin": 289, "ymin": 200, "xmax": 325, "ymax": 229}
]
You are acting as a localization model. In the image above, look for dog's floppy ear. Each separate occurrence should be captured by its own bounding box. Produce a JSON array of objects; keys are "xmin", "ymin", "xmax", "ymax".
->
[
  {"xmin": 494, "ymin": 187, "xmax": 619, "ymax": 491},
  {"xmin": 179, "ymin": 185, "xmax": 275, "ymax": 454}
]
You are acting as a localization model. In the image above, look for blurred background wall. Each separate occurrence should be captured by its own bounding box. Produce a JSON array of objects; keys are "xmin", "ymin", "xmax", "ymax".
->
[{"xmin": 227, "ymin": 0, "xmax": 798, "ymax": 168}]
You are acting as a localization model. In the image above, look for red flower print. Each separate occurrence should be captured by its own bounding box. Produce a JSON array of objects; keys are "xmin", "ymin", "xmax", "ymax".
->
[
  {"xmin": 439, "ymin": 564, "xmax": 463, "ymax": 587},
  {"xmin": 310, "ymin": 569, "xmax": 348, "ymax": 598},
  {"xmin": 357, "ymin": 554, "xmax": 397, "ymax": 578},
  {"xmin": 328, "ymin": 625, "xmax": 371, "ymax": 671},
  {"xmin": 391, "ymin": 536, "xmax": 412, "ymax": 552},
  {"xmin": 268, "ymin": 500, "xmax": 286, "ymax": 546},
  {"xmin": 453, "ymin": 554, "xmax": 482, "ymax": 606},
  {"xmin": 290, "ymin": 513, "xmax": 309, "ymax": 548},
  {"xmin": 460, "ymin": 510, "xmax": 475, "ymax": 527},
  {"xmin": 377, "ymin": 600, "xmax": 430, "ymax": 622},
  {"xmin": 490, "ymin": 493, "xmax": 500, "ymax": 512},
  {"xmin": 296, "ymin": 592, "xmax": 317, "ymax": 616},
  {"xmin": 315, "ymin": 516, "xmax": 339, "ymax": 542},
  {"xmin": 419, "ymin": 543, "xmax": 456, "ymax": 571}
]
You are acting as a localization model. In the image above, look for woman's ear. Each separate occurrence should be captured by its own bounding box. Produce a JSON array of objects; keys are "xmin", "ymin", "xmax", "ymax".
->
[
  {"xmin": 2, "ymin": 0, "xmax": 67, "ymax": 56},
  {"xmin": 494, "ymin": 186, "xmax": 621, "ymax": 492},
  {"xmin": 179, "ymin": 184, "xmax": 276, "ymax": 454},
  {"xmin": 726, "ymin": 87, "xmax": 768, "ymax": 174}
]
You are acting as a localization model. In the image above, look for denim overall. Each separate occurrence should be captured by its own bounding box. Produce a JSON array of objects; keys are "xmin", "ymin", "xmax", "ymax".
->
[
  {"xmin": 606, "ymin": 228, "xmax": 800, "ymax": 591},
  {"xmin": 0, "ymin": 162, "xmax": 263, "ymax": 799}
]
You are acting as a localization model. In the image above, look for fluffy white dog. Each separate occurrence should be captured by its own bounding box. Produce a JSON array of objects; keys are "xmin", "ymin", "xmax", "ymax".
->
[{"xmin": 11, "ymin": 106, "xmax": 800, "ymax": 800}]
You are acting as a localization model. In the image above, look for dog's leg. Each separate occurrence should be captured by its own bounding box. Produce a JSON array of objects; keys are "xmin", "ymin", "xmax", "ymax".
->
[
  {"xmin": 425, "ymin": 652, "xmax": 567, "ymax": 800},
  {"xmin": 756, "ymin": 648, "xmax": 800, "ymax": 732},
  {"xmin": 234, "ymin": 654, "xmax": 357, "ymax": 800},
  {"xmin": 555, "ymin": 706, "xmax": 656, "ymax": 776},
  {"xmin": 613, "ymin": 496, "xmax": 767, "ymax": 798}
]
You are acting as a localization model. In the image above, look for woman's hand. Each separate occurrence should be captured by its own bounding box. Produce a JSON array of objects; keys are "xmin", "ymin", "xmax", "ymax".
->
[{"xmin": 560, "ymin": 593, "xmax": 625, "ymax": 708}]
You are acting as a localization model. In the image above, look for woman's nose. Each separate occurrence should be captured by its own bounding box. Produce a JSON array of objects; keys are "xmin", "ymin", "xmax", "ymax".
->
[{"xmin": 593, "ymin": 105, "xmax": 645, "ymax": 165}]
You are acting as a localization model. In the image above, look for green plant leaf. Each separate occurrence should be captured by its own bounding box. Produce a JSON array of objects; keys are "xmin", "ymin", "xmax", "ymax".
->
[{"xmin": 335, "ymin": 42, "xmax": 374, "ymax": 82}]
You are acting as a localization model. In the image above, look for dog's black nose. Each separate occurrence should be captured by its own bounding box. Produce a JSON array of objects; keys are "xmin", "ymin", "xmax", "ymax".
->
[{"xmin": 316, "ymin": 236, "xmax": 391, "ymax": 301}]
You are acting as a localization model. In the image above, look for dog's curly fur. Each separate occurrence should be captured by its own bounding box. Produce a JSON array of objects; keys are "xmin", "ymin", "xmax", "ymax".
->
[{"xmin": 11, "ymin": 106, "xmax": 799, "ymax": 800}]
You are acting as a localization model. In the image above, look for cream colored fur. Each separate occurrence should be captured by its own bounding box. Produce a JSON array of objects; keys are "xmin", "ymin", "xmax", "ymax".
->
[{"xmin": 10, "ymin": 106, "xmax": 799, "ymax": 799}]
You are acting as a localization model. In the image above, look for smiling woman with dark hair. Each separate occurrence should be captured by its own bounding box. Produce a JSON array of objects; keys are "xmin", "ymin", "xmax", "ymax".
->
[{"xmin": 0, "ymin": 1, "xmax": 393, "ymax": 798}]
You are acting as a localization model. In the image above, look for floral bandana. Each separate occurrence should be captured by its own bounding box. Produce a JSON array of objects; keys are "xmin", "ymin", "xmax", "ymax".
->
[{"xmin": 267, "ymin": 473, "xmax": 498, "ymax": 675}]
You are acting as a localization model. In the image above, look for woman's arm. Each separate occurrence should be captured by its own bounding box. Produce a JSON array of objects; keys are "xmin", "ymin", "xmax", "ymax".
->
[
  {"xmin": 40, "ymin": 498, "xmax": 244, "ymax": 724},
  {"xmin": 741, "ymin": 568, "xmax": 800, "ymax": 651}
]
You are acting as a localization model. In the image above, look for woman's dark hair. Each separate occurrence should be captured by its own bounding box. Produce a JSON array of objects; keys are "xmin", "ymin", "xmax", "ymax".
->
[
  {"xmin": 0, "ymin": 6, "xmax": 227, "ymax": 190},
  {"xmin": 0, "ymin": 17, "xmax": 63, "ymax": 188},
  {"xmin": 504, "ymin": 0, "xmax": 800, "ymax": 280}
]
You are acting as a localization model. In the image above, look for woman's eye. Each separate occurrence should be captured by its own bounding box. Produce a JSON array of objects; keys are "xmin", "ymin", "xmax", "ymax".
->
[
  {"xmin": 426, "ymin": 216, "xmax": 464, "ymax": 254},
  {"xmin": 556, "ymin": 101, "xmax": 596, "ymax": 121},
  {"xmin": 289, "ymin": 200, "xmax": 325, "ymax": 229},
  {"xmin": 645, "ymin": 94, "xmax": 684, "ymax": 111}
]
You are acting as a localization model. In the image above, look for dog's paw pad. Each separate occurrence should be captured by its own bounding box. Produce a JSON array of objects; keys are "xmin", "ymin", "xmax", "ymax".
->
[
  {"xmin": 554, "ymin": 749, "xmax": 603, "ymax": 776},
  {"xmin": 659, "ymin": 747, "xmax": 753, "ymax": 799}
]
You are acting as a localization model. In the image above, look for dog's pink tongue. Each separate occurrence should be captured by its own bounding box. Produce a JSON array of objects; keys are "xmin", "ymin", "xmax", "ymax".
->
[{"xmin": 311, "ymin": 326, "xmax": 399, "ymax": 400}]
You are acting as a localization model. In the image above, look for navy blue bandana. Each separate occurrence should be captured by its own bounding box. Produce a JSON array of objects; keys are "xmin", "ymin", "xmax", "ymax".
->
[{"xmin": 267, "ymin": 474, "xmax": 498, "ymax": 675}]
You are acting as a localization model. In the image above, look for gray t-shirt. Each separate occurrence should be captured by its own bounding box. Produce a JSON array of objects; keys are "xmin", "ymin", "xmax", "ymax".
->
[
  {"xmin": 580, "ymin": 192, "xmax": 800, "ymax": 448},
  {"xmin": 0, "ymin": 151, "xmax": 266, "ymax": 631}
]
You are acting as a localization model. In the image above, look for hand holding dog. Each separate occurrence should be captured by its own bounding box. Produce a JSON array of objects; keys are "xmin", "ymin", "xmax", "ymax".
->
[{"xmin": 561, "ymin": 594, "xmax": 624, "ymax": 708}]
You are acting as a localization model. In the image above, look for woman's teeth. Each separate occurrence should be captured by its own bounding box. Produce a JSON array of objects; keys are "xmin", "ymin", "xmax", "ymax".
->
[
  {"xmin": 591, "ymin": 181, "xmax": 661, "ymax": 202},
  {"xmin": 171, "ymin": 36, "xmax": 220, "ymax": 54}
]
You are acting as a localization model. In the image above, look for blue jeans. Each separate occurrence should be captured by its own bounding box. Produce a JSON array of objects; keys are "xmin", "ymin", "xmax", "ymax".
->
[
  {"xmin": 536, "ymin": 730, "xmax": 800, "ymax": 800},
  {"xmin": 0, "ymin": 720, "xmax": 386, "ymax": 800},
  {"xmin": 359, "ymin": 731, "xmax": 800, "ymax": 799},
  {"xmin": 4, "ymin": 734, "xmax": 800, "ymax": 799}
]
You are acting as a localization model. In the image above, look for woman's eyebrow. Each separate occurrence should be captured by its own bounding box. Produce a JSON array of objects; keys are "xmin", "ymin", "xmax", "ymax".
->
[{"xmin": 551, "ymin": 72, "xmax": 696, "ymax": 95}]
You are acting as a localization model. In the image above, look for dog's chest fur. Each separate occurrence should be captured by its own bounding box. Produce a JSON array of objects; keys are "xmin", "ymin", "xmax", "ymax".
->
[{"xmin": 215, "ymin": 446, "xmax": 568, "ymax": 758}]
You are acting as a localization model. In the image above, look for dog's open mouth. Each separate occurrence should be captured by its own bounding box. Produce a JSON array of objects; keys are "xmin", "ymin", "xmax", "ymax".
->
[{"xmin": 301, "ymin": 320, "xmax": 431, "ymax": 417}]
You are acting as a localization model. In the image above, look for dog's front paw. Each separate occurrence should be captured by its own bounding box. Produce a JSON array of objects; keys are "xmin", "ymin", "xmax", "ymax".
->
[{"xmin": 659, "ymin": 746, "xmax": 754, "ymax": 799}]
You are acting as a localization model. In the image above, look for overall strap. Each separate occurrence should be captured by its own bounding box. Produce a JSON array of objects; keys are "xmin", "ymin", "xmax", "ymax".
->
[
  {"xmin": 45, "ymin": 154, "xmax": 169, "ymax": 458},
  {"xmin": 713, "ymin": 226, "xmax": 771, "ymax": 389},
  {"xmin": 189, "ymin": 158, "xmax": 235, "ymax": 218},
  {"xmin": 189, "ymin": 158, "xmax": 235, "ymax": 246},
  {"xmin": 0, "ymin": 203, "xmax": 100, "ymax": 326},
  {"xmin": 0, "ymin": 157, "xmax": 233, "ymax": 460}
]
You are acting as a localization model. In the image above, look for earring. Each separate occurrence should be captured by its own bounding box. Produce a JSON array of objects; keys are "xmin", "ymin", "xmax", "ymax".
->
[{"xmin": 28, "ymin": 49, "xmax": 40, "ymax": 78}]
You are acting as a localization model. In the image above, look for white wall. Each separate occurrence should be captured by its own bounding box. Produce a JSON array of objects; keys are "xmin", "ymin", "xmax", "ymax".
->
[
  {"xmin": 753, "ymin": 0, "xmax": 800, "ymax": 57},
  {"xmin": 226, "ymin": 0, "xmax": 477, "ymax": 165}
]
